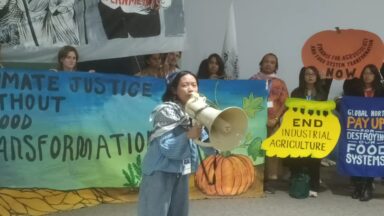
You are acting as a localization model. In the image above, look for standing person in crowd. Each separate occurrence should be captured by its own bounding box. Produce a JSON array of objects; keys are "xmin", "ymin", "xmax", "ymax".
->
[
  {"xmin": 347, "ymin": 64, "xmax": 384, "ymax": 201},
  {"xmin": 249, "ymin": 53, "xmax": 289, "ymax": 193},
  {"xmin": 54, "ymin": 45, "xmax": 94, "ymax": 72},
  {"xmin": 291, "ymin": 66, "xmax": 327, "ymax": 100},
  {"xmin": 197, "ymin": 53, "xmax": 226, "ymax": 79},
  {"xmin": 135, "ymin": 53, "xmax": 164, "ymax": 77},
  {"xmin": 342, "ymin": 78, "xmax": 360, "ymax": 96},
  {"xmin": 56, "ymin": 45, "xmax": 79, "ymax": 72},
  {"xmin": 138, "ymin": 71, "xmax": 213, "ymax": 216},
  {"xmin": 288, "ymin": 66, "xmax": 327, "ymax": 198},
  {"xmin": 163, "ymin": 51, "xmax": 182, "ymax": 76}
]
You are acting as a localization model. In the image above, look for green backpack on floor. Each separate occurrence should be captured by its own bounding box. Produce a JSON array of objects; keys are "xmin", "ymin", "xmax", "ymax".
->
[{"xmin": 289, "ymin": 173, "xmax": 310, "ymax": 199}]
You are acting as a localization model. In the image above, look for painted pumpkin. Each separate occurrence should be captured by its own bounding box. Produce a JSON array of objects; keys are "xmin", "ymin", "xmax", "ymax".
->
[
  {"xmin": 194, "ymin": 154, "xmax": 255, "ymax": 196},
  {"xmin": 302, "ymin": 29, "xmax": 384, "ymax": 80}
]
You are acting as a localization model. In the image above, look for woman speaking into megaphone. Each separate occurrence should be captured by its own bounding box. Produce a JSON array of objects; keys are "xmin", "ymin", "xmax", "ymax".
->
[{"xmin": 138, "ymin": 71, "xmax": 214, "ymax": 216}]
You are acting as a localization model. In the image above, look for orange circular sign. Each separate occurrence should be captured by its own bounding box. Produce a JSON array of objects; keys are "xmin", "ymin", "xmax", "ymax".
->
[{"xmin": 302, "ymin": 29, "xmax": 384, "ymax": 80}]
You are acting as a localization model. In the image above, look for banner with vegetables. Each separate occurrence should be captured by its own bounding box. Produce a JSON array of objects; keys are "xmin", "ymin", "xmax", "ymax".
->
[
  {"xmin": 0, "ymin": 68, "xmax": 267, "ymax": 215},
  {"xmin": 0, "ymin": 68, "xmax": 268, "ymax": 191}
]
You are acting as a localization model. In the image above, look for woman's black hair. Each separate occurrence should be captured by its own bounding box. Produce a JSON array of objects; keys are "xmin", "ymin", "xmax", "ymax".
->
[
  {"xmin": 162, "ymin": 71, "xmax": 199, "ymax": 102},
  {"xmin": 207, "ymin": 53, "xmax": 225, "ymax": 78},
  {"xmin": 196, "ymin": 53, "xmax": 225, "ymax": 79},
  {"xmin": 196, "ymin": 58, "xmax": 209, "ymax": 79},
  {"xmin": 293, "ymin": 66, "xmax": 326, "ymax": 100},
  {"xmin": 259, "ymin": 53, "xmax": 279, "ymax": 72},
  {"xmin": 358, "ymin": 64, "xmax": 383, "ymax": 93},
  {"xmin": 298, "ymin": 66, "xmax": 322, "ymax": 92}
]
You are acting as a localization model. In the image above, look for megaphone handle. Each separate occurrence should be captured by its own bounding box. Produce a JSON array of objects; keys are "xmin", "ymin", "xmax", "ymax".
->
[
  {"xmin": 193, "ymin": 139, "xmax": 212, "ymax": 148},
  {"xmin": 197, "ymin": 146, "xmax": 216, "ymax": 185}
]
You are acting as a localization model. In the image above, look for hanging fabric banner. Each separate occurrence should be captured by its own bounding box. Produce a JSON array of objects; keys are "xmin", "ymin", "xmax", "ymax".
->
[
  {"xmin": 0, "ymin": 0, "xmax": 185, "ymax": 63},
  {"xmin": 0, "ymin": 68, "xmax": 268, "ymax": 190}
]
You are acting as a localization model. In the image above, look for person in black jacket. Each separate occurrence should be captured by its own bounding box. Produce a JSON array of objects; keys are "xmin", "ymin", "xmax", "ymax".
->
[
  {"xmin": 346, "ymin": 64, "xmax": 384, "ymax": 201},
  {"xmin": 288, "ymin": 66, "xmax": 327, "ymax": 198}
]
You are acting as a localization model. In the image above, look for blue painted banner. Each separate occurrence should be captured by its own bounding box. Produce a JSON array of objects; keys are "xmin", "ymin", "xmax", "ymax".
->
[
  {"xmin": 0, "ymin": 68, "xmax": 268, "ymax": 190},
  {"xmin": 337, "ymin": 96, "xmax": 384, "ymax": 177}
]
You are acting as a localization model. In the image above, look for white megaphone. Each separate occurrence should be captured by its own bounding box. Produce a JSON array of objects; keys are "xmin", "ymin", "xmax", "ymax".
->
[{"xmin": 185, "ymin": 92, "xmax": 248, "ymax": 151}]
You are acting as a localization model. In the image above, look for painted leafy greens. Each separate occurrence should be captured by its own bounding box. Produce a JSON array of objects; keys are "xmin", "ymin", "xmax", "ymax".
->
[
  {"xmin": 122, "ymin": 155, "xmax": 142, "ymax": 188},
  {"xmin": 243, "ymin": 93, "xmax": 264, "ymax": 118}
]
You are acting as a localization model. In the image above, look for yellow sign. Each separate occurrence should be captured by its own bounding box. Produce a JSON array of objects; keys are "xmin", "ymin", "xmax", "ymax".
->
[{"xmin": 262, "ymin": 98, "xmax": 341, "ymax": 158}]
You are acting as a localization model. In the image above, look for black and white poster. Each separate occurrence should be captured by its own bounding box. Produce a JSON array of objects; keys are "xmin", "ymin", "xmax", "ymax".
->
[{"xmin": 0, "ymin": 0, "xmax": 185, "ymax": 63}]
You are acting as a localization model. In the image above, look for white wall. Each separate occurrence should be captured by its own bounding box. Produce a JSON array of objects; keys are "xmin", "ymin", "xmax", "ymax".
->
[{"xmin": 182, "ymin": 0, "xmax": 384, "ymax": 99}]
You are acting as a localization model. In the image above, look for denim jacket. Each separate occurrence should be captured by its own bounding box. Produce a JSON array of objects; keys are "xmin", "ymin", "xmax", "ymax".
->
[{"xmin": 141, "ymin": 126, "xmax": 211, "ymax": 175}]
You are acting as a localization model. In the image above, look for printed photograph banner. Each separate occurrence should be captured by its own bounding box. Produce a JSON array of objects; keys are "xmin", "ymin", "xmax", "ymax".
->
[
  {"xmin": 0, "ymin": 68, "xmax": 267, "ymax": 190},
  {"xmin": 337, "ymin": 96, "xmax": 384, "ymax": 177},
  {"xmin": 0, "ymin": 0, "xmax": 185, "ymax": 63}
]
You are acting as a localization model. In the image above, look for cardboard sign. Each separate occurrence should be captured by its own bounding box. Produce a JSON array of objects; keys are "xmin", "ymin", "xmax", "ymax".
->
[
  {"xmin": 302, "ymin": 29, "xmax": 384, "ymax": 79},
  {"xmin": 262, "ymin": 98, "xmax": 340, "ymax": 158}
]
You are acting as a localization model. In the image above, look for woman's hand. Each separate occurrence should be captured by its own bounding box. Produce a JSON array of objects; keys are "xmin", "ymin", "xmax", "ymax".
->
[
  {"xmin": 267, "ymin": 117, "xmax": 279, "ymax": 127},
  {"xmin": 187, "ymin": 124, "xmax": 202, "ymax": 139}
]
